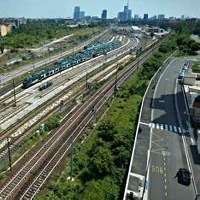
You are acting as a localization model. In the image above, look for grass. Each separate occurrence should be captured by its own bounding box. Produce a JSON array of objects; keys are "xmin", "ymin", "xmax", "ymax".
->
[{"xmin": 192, "ymin": 61, "xmax": 200, "ymax": 73}]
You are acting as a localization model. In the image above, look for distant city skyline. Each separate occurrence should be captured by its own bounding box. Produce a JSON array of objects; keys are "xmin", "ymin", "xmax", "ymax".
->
[{"xmin": 0, "ymin": 0, "xmax": 200, "ymax": 19}]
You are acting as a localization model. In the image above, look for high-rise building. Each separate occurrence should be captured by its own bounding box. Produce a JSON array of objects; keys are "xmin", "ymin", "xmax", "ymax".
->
[
  {"xmin": 128, "ymin": 9, "xmax": 132, "ymax": 21},
  {"xmin": 143, "ymin": 14, "xmax": 148, "ymax": 20},
  {"xmin": 73, "ymin": 6, "xmax": 80, "ymax": 20},
  {"xmin": 134, "ymin": 14, "xmax": 139, "ymax": 20},
  {"xmin": 79, "ymin": 11, "xmax": 85, "ymax": 19},
  {"xmin": 101, "ymin": 10, "xmax": 107, "ymax": 19},
  {"xmin": 117, "ymin": 1, "xmax": 132, "ymax": 22},
  {"xmin": 73, "ymin": 6, "xmax": 85, "ymax": 20},
  {"xmin": 158, "ymin": 14, "xmax": 165, "ymax": 20}
]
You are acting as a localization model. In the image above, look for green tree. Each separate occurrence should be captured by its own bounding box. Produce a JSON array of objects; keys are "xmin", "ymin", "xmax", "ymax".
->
[
  {"xmin": 89, "ymin": 147, "xmax": 114, "ymax": 176},
  {"xmin": 97, "ymin": 120, "xmax": 117, "ymax": 142},
  {"xmin": 82, "ymin": 180, "xmax": 105, "ymax": 200}
]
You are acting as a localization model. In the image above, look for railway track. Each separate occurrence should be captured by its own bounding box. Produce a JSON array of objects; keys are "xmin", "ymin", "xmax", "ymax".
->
[
  {"xmin": 0, "ymin": 35, "xmax": 167, "ymax": 199},
  {"xmin": 0, "ymin": 35, "xmax": 132, "ymax": 139},
  {"xmin": 0, "ymin": 38, "xmax": 135, "ymax": 165},
  {"xmin": 0, "ymin": 35, "xmax": 128, "ymax": 123},
  {"xmin": 0, "ymin": 30, "xmax": 114, "ymax": 111}
]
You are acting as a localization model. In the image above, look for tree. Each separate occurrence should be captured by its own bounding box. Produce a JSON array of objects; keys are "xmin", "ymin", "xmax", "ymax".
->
[
  {"xmin": 82, "ymin": 180, "xmax": 105, "ymax": 200},
  {"xmin": 97, "ymin": 120, "xmax": 117, "ymax": 142},
  {"xmin": 176, "ymin": 22, "xmax": 190, "ymax": 34},
  {"xmin": 89, "ymin": 147, "xmax": 114, "ymax": 176}
]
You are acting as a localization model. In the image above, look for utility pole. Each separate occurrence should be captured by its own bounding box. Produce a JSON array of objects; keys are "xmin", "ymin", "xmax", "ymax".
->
[
  {"xmin": 32, "ymin": 57, "xmax": 35, "ymax": 71},
  {"xmin": 7, "ymin": 137, "xmax": 12, "ymax": 170},
  {"xmin": 70, "ymin": 135, "xmax": 74, "ymax": 181},
  {"xmin": 92, "ymin": 106, "xmax": 97, "ymax": 124},
  {"xmin": 114, "ymin": 65, "xmax": 118, "ymax": 94},
  {"xmin": 13, "ymin": 78, "xmax": 16, "ymax": 106},
  {"xmin": 85, "ymin": 71, "xmax": 88, "ymax": 93}
]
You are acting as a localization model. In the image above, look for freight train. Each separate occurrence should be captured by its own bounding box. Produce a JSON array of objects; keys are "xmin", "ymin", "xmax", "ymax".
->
[{"xmin": 22, "ymin": 39, "xmax": 121, "ymax": 88}]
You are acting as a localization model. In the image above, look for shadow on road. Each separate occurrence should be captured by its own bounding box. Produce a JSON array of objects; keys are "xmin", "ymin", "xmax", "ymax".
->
[
  {"xmin": 190, "ymin": 145, "xmax": 200, "ymax": 165},
  {"xmin": 150, "ymin": 90, "xmax": 190, "ymax": 138}
]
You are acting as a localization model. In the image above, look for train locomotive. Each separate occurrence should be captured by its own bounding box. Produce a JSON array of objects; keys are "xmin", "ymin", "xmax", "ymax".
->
[{"xmin": 22, "ymin": 39, "xmax": 121, "ymax": 88}]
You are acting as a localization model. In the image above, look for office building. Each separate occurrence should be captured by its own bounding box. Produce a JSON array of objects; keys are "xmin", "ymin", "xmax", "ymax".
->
[
  {"xmin": 101, "ymin": 10, "xmax": 107, "ymax": 19},
  {"xmin": 73, "ymin": 6, "xmax": 80, "ymax": 20},
  {"xmin": 143, "ymin": 14, "xmax": 148, "ymax": 20},
  {"xmin": 79, "ymin": 11, "xmax": 85, "ymax": 19},
  {"xmin": 117, "ymin": 1, "xmax": 132, "ymax": 22},
  {"xmin": 158, "ymin": 14, "xmax": 165, "ymax": 20},
  {"xmin": 73, "ymin": 6, "xmax": 85, "ymax": 20},
  {"xmin": 134, "ymin": 14, "xmax": 139, "ymax": 20}
]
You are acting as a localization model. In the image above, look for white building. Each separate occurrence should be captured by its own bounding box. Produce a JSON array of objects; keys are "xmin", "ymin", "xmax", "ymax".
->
[{"xmin": 131, "ymin": 26, "xmax": 142, "ymax": 38}]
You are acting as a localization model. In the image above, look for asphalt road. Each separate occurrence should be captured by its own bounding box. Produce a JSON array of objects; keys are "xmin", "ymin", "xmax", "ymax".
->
[{"xmin": 148, "ymin": 59, "xmax": 195, "ymax": 200}]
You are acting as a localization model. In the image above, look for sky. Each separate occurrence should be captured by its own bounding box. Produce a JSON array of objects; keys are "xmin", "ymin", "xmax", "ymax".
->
[{"xmin": 0, "ymin": 0, "xmax": 200, "ymax": 19}]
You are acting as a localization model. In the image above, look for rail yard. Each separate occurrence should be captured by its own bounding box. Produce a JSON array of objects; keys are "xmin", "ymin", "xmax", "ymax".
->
[{"xmin": 0, "ymin": 29, "xmax": 167, "ymax": 199}]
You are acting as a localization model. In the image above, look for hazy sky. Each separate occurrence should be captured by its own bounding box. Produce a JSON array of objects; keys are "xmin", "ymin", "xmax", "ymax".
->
[{"xmin": 1, "ymin": 0, "xmax": 200, "ymax": 19}]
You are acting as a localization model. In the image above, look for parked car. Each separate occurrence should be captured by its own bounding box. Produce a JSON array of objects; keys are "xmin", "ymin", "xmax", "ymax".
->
[{"xmin": 176, "ymin": 168, "xmax": 191, "ymax": 186}]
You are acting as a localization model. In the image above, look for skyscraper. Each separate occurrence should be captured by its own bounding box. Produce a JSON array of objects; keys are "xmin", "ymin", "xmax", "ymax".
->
[
  {"xmin": 101, "ymin": 10, "xmax": 107, "ymax": 19},
  {"xmin": 143, "ymin": 14, "xmax": 148, "ymax": 20},
  {"xmin": 117, "ymin": 1, "xmax": 132, "ymax": 22},
  {"xmin": 73, "ymin": 6, "xmax": 80, "ymax": 20}
]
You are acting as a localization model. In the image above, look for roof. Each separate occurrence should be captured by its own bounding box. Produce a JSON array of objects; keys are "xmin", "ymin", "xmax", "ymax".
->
[{"xmin": 131, "ymin": 26, "xmax": 141, "ymax": 31}]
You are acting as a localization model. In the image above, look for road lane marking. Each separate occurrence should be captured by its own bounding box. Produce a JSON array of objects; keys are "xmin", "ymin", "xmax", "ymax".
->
[
  {"xmin": 149, "ymin": 123, "xmax": 184, "ymax": 134},
  {"xmin": 159, "ymin": 167, "xmax": 164, "ymax": 174},
  {"xmin": 139, "ymin": 121, "xmax": 149, "ymax": 126},
  {"xmin": 152, "ymin": 165, "xmax": 164, "ymax": 174}
]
